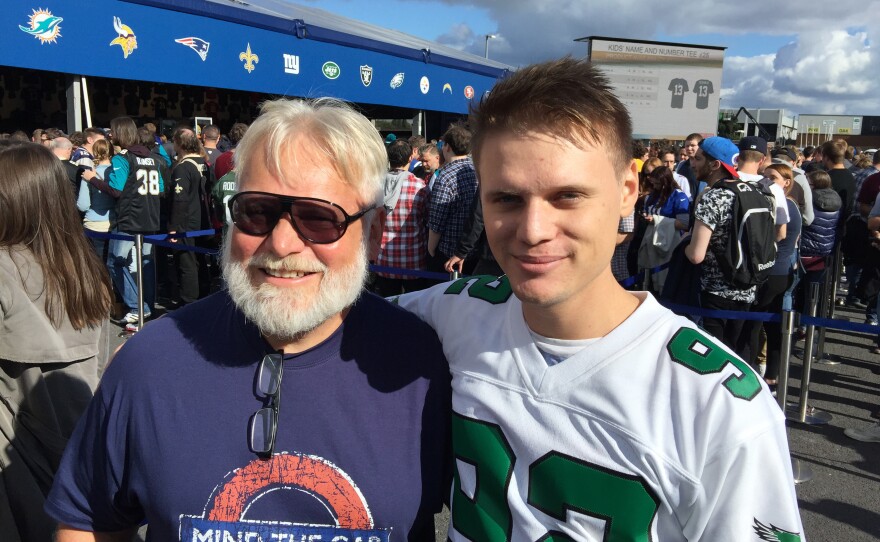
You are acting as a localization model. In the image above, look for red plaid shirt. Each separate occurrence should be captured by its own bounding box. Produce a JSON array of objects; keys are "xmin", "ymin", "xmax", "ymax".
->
[{"xmin": 377, "ymin": 172, "xmax": 428, "ymax": 279}]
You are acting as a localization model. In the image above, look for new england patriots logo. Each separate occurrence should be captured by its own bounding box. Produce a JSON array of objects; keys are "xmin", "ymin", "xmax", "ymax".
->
[
  {"xmin": 175, "ymin": 37, "xmax": 210, "ymax": 61},
  {"xmin": 753, "ymin": 518, "xmax": 802, "ymax": 542}
]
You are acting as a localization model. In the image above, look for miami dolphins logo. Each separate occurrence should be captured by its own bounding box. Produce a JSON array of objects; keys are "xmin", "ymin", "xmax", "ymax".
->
[
  {"xmin": 110, "ymin": 16, "xmax": 137, "ymax": 58},
  {"xmin": 19, "ymin": 8, "xmax": 62, "ymax": 44},
  {"xmin": 179, "ymin": 453, "xmax": 390, "ymax": 541},
  {"xmin": 753, "ymin": 518, "xmax": 802, "ymax": 542}
]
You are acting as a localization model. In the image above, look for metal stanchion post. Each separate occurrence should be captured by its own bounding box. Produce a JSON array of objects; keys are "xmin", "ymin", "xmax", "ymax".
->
[
  {"xmin": 788, "ymin": 282, "xmax": 832, "ymax": 425},
  {"xmin": 817, "ymin": 262, "xmax": 840, "ymax": 365},
  {"xmin": 828, "ymin": 248, "xmax": 841, "ymax": 318},
  {"xmin": 776, "ymin": 309, "xmax": 813, "ymax": 483},
  {"xmin": 777, "ymin": 310, "xmax": 794, "ymax": 411},
  {"xmin": 135, "ymin": 234, "xmax": 145, "ymax": 331}
]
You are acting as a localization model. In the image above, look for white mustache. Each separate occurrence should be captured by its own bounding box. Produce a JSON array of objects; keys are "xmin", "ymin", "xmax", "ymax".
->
[{"xmin": 248, "ymin": 254, "xmax": 327, "ymax": 274}]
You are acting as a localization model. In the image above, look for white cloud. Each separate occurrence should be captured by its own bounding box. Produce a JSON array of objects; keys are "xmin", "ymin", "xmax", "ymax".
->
[
  {"xmin": 418, "ymin": 0, "xmax": 880, "ymax": 114},
  {"xmin": 436, "ymin": 22, "xmax": 476, "ymax": 50}
]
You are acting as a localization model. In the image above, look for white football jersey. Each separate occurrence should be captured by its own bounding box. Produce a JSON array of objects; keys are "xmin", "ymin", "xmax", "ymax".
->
[{"xmin": 396, "ymin": 276, "xmax": 804, "ymax": 542}]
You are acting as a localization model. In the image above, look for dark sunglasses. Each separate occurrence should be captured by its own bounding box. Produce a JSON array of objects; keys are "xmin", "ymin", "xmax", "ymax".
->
[
  {"xmin": 228, "ymin": 191, "xmax": 375, "ymax": 243},
  {"xmin": 248, "ymin": 353, "xmax": 283, "ymax": 458}
]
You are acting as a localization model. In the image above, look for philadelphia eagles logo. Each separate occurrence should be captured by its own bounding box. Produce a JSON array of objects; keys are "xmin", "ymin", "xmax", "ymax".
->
[{"xmin": 753, "ymin": 518, "xmax": 802, "ymax": 542}]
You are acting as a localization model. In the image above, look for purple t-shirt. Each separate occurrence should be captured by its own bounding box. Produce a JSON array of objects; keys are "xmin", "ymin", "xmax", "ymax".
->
[{"xmin": 46, "ymin": 291, "xmax": 451, "ymax": 541}]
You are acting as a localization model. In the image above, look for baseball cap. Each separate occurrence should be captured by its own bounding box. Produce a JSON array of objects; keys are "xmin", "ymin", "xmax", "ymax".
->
[
  {"xmin": 699, "ymin": 137, "xmax": 740, "ymax": 178},
  {"xmin": 384, "ymin": 133, "xmax": 397, "ymax": 145},
  {"xmin": 771, "ymin": 147, "xmax": 797, "ymax": 163},
  {"xmin": 738, "ymin": 136, "xmax": 768, "ymax": 154}
]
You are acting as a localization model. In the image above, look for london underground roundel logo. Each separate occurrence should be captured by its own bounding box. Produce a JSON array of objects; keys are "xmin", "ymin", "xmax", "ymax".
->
[{"xmin": 179, "ymin": 453, "xmax": 389, "ymax": 541}]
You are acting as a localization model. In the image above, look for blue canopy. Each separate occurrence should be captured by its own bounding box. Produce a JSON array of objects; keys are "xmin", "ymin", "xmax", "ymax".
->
[{"xmin": 5, "ymin": 0, "xmax": 512, "ymax": 114}]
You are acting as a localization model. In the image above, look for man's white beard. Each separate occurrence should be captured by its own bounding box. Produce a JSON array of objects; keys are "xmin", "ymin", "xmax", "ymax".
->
[{"xmin": 221, "ymin": 237, "xmax": 369, "ymax": 342}]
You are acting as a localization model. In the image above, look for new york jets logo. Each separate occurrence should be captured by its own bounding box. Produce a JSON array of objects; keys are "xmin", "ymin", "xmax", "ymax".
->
[
  {"xmin": 322, "ymin": 61, "xmax": 340, "ymax": 80},
  {"xmin": 390, "ymin": 72, "xmax": 404, "ymax": 89}
]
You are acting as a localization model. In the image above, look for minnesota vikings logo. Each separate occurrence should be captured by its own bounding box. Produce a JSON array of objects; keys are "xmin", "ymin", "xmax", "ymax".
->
[
  {"xmin": 110, "ymin": 16, "xmax": 137, "ymax": 58},
  {"xmin": 19, "ymin": 8, "xmax": 63, "ymax": 44},
  {"xmin": 239, "ymin": 43, "xmax": 259, "ymax": 73}
]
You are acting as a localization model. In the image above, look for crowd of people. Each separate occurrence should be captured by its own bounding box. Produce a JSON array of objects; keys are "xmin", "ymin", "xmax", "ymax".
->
[
  {"xmin": 6, "ymin": 54, "xmax": 880, "ymax": 540},
  {"xmin": 612, "ymin": 135, "xmax": 880, "ymax": 386}
]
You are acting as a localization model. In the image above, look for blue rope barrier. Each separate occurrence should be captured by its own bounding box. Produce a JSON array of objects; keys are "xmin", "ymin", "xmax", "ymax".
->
[
  {"xmin": 85, "ymin": 229, "xmax": 222, "ymax": 255},
  {"xmin": 81, "ymin": 229, "xmax": 879, "ymax": 337},
  {"xmin": 618, "ymin": 262, "xmax": 671, "ymax": 288},
  {"xmin": 800, "ymin": 315, "xmax": 880, "ymax": 335},
  {"xmin": 85, "ymin": 229, "xmax": 220, "ymax": 242},
  {"xmin": 660, "ymin": 302, "xmax": 781, "ymax": 323}
]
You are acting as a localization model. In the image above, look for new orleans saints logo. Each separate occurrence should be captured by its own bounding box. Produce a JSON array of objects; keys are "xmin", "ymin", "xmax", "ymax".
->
[{"xmin": 239, "ymin": 43, "xmax": 259, "ymax": 73}]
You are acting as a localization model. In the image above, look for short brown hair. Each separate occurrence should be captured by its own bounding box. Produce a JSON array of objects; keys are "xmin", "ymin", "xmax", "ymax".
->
[
  {"xmin": 808, "ymin": 169, "xmax": 832, "ymax": 189},
  {"xmin": 387, "ymin": 140, "xmax": 413, "ymax": 169},
  {"xmin": 202, "ymin": 124, "xmax": 220, "ymax": 141},
  {"xmin": 228, "ymin": 122, "xmax": 248, "ymax": 145},
  {"xmin": 470, "ymin": 57, "xmax": 632, "ymax": 174},
  {"xmin": 418, "ymin": 143, "xmax": 438, "ymax": 157},
  {"xmin": 174, "ymin": 128, "xmax": 202, "ymax": 156},
  {"xmin": 820, "ymin": 140, "xmax": 844, "ymax": 165},
  {"xmin": 441, "ymin": 121, "xmax": 472, "ymax": 156},
  {"xmin": 738, "ymin": 149, "xmax": 765, "ymax": 165}
]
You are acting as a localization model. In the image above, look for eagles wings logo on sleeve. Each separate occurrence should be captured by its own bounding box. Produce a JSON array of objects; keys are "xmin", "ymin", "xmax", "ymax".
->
[{"xmin": 753, "ymin": 518, "xmax": 802, "ymax": 542}]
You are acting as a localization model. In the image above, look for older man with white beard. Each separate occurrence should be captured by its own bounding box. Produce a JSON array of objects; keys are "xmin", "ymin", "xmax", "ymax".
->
[{"xmin": 46, "ymin": 99, "xmax": 451, "ymax": 542}]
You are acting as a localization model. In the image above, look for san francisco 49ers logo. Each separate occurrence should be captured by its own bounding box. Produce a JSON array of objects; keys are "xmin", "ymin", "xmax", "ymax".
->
[{"xmin": 179, "ymin": 453, "xmax": 388, "ymax": 541}]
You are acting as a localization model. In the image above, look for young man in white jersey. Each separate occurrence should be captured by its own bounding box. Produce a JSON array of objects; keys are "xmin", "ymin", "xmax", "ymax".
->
[{"xmin": 395, "ymin": 58, "xmax": 804, "ymax": 541}]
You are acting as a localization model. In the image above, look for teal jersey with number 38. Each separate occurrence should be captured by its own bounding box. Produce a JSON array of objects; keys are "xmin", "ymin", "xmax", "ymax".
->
[{"xmin": 395, "ymin": 278, "xmax": 804, "ymax": 542}]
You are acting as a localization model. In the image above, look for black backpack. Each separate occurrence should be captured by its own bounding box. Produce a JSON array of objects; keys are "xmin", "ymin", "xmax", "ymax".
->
[{"xmin": 714, "ymin": 179, "xmax": 777, "ymax": 288}]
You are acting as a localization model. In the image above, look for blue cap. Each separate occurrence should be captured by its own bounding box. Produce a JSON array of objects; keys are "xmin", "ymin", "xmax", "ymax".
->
[
  {"xmin": 699, "ymin": 137, "xmax": 740, "ymax": 178},
  {"xmin": 384, "ymin": 133, "xmax": 397, "ymax": 145}
]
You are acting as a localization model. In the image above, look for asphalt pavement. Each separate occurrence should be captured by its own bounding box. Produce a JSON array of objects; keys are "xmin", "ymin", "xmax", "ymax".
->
[{"xmin": 111, "ymin": 297, "xmax": 880, "ymax": 541}]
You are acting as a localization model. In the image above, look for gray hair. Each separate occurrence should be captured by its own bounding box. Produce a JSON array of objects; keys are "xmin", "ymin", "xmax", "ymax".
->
[
  {"xmin": 234, "ymin": 98, "xmax": 386, "ymax": 206},
  {"xmin": 49, "ymin": 137, "xmax": 72, "ymax": 151}
]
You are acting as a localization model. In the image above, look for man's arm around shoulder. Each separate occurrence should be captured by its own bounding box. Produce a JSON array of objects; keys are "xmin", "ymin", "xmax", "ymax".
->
[{"xmin": 56, "ymin": 525, "xmax": 136, "ymax": 542}]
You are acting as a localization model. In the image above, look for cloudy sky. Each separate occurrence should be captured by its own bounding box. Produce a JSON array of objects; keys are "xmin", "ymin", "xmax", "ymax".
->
[{"xmin": 302, "ymin": 0, "xmax": 880, "ymax": 116}]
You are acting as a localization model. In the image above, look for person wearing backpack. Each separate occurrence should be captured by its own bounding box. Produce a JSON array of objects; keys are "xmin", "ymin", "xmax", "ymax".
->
[
  {"xmin": 800, "ymin": 170, "xmax": 842, "ymax": 289},
  {"xmin": 736, "ymin": 137, "xmax": 789, "ymax": 243},
  {"xmin": 167, "ymin": 128, "xmax": 210, "ymax": 307},
  {"xmin": 685, "ymin": 137, "xmax": 776, "ymax": 351}
]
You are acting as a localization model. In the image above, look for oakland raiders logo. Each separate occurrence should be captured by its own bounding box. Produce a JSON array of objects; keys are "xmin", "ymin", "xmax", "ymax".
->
[{"xmin": 360, "ymin": 65, "xmax": 373, "ymax": 87}]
